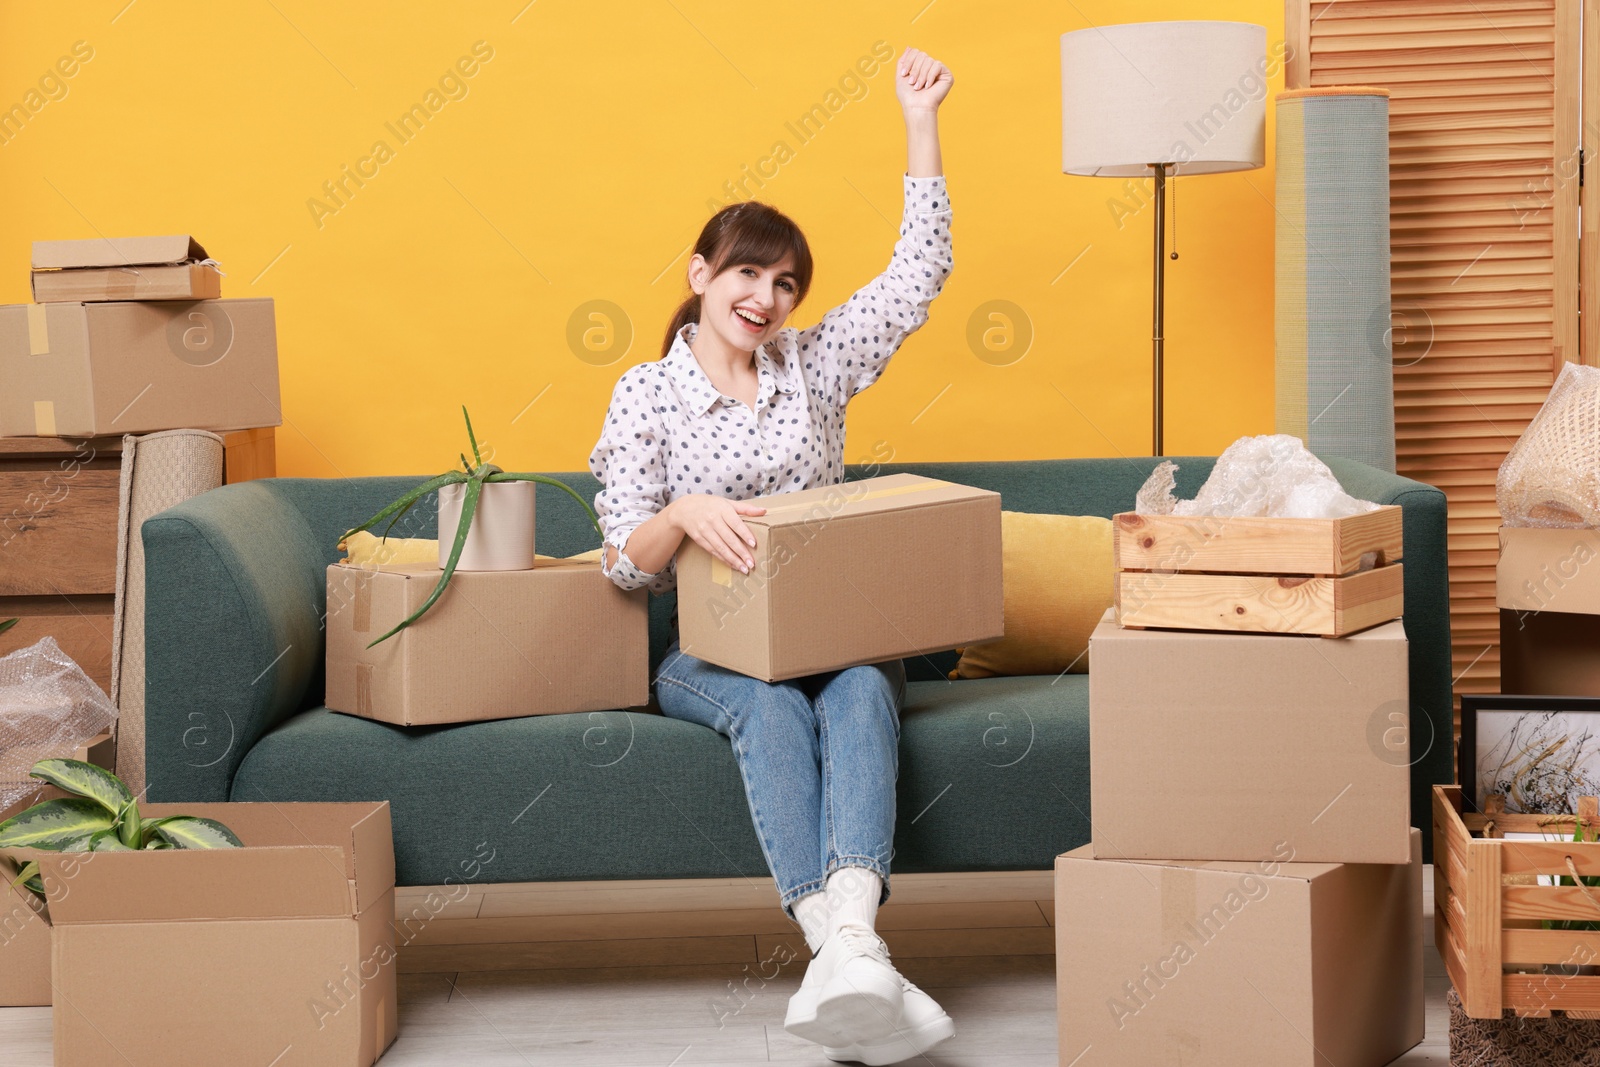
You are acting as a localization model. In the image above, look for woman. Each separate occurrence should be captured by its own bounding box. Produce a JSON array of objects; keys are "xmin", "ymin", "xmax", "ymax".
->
[{"xmin": 589, "ymin": 46, "xmax": 954, "ymax": 1065}]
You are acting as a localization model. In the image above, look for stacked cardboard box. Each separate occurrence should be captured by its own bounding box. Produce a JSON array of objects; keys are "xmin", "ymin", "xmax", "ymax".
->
[
  {"xmin": 1497, "ymin": 525, "xmax": 1600, "ymax": 695},
  {"xmin": 1055, "ymin": 607, "xmax": 1426, "ymax": 1065},
  {"xmin": 3, "ymin": 236, "xmax": 281, "ymax": 438}
]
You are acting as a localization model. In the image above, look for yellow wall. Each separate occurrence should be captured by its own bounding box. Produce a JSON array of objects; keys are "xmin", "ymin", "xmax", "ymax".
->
[{"xmin": 0, "ymin": 0, "xmax": 1284, "ymax": 477}]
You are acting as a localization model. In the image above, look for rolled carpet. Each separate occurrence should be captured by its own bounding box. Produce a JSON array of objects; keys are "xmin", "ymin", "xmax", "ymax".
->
[{"xmin": 1274, "ymin": 86, "xmax": 1396, "ymax": 472}]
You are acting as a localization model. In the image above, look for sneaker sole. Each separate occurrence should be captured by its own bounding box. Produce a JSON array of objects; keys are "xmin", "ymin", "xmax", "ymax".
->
[
  {"xmin": 810, "ymin": 971, "xmax": 904, "ymax": 1044},
  {"xmin": 783, "ymin": 985, "xmax": 836, "ymax": 1044},
  {"xmin": 824, "ymin": 1012, "xmax": 956, "ymax": 1066}
]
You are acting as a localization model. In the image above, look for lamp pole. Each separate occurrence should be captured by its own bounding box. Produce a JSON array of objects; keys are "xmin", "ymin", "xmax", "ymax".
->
[{"xmin": 1151, "ymin": 161, "xmax": 1167, "ymax": 458}]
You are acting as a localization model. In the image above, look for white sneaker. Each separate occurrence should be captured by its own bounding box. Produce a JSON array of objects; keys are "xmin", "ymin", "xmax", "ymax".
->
[
  {"xmin": 823, "ymin": 977, "xmax": 955, "ymax": 1065},
  {"xmin": 784, "ymin": 922, "xmax": 905, "ymax": 1045}
]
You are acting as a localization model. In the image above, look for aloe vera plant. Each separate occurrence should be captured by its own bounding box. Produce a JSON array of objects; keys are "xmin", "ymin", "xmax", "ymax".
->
[
  {"xmin": 0, "ymin": 618, "xmax": 16, "ymax": 636},
  {"xmin": 337, "ymin": 405, "xmax": 605, "ymax": 648},
  {"xmin": 0, "ymin": 759, "xmax": 242, "ymax": 902}
]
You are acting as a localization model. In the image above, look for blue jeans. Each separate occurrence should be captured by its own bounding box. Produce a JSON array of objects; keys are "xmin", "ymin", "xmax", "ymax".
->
[{"xmin": 654, "ymin": 634, "xmax": 908, "ymax": 921}]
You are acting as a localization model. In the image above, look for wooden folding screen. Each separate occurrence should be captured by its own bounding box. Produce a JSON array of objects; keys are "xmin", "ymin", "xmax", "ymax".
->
[{"xmin": 1286, "ymin": 0, "xmax": 1585, "ymax": 710}]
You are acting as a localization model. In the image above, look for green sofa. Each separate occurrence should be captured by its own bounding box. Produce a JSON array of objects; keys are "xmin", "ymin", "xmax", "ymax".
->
[{"xmin": 142, "ymin": 456, "xmax": 1453, "ymax": 883}]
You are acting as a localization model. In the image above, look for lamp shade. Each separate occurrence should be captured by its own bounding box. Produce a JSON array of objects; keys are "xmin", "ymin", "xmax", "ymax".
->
[{"xmin": 1062, "ymin": 20, "xmax": 1267, "ymax": 176}]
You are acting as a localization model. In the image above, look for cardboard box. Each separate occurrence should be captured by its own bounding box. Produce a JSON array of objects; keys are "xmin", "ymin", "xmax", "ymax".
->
[
  {"xmin": 1054, "ymin": 829, "xmax": 1424, "ymax": 1067},
  {"xmin": 1089, "ymin": 611, "xmax": 1412, "ymax": 863},
  {"xmin": 22, "ymin": 800, "xmax": 396, "ymax": 1067},
  {"xmin": 1497, "ymin": 525, "xmax": 1600, "ymax": 696},
  {"xmin": 325, "ymin": 556, "xmax": 650, "ymax": 724},
  {"xmin": 0, "ymin": 298, "xmax": 281, "ymax": 437},
  {"xmin": 0, "ymin": 731, "xmax": 115, "ymax": 1007},
  {"xmin": 1497, "ymin": 526, "xmax": 1600, "ymax": 617},
  {"xmin": 32, "ymin": 235, "xmax": 222, "ymax": 302},
  {"xmin": 675, "ymin": 473, "xmax": 1004, "ymax": 681}
]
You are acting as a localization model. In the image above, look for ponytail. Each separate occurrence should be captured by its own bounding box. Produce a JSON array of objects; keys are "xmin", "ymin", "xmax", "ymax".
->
[{"xmin": 660, "ymin": 293, "xmax": 704, "ymax": 359}]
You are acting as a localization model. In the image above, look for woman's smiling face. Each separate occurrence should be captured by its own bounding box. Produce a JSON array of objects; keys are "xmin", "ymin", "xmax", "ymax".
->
[{"xmin": 689, "ymin": 251, "xmax": 799, "ymax": 353}]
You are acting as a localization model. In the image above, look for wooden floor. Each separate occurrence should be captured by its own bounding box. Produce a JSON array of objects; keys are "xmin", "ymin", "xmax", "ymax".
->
[{"xmin": 0, "ymin": 869, "xmax": 1452, "ymax": 1066}]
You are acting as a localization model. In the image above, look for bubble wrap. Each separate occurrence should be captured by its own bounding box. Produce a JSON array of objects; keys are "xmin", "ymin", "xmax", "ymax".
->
[
  {"xmin": 1498, "ymin": 361, "xmax": 1600, "ymax": 528},
  {"xmin": 0, "ymin": 637, "xmax": 118, "ymax": 815},
  {"xmin": 1135, "ymin": 434, "xmax": 1381, "ymax": 519}
]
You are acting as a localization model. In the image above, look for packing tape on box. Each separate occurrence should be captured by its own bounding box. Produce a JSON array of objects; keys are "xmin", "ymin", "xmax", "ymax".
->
[
  {"xmin": 104, "ymin": 268, "xmax": 138, "ymax": 301},
  {"xmin": 26, "ymin": 304, "xmax": 48, "ymax": 355},
  {"xmin": 1160, "ymin": 865, "xmax": 1198, "ymax": 943},
  {"xmin": 352, "ymin": 573, "xmax": 372, "ymax": 634},
  {"xmin": 355, "ymin": 663, "xmax": 373, "ymax": 717},
  {"xmin": 32, "ymin": 401, "xmax": 56, "ymax": 437},
  {"xmin": 708, "ymin": 479, "xmax": 955, "ymax": 587}
]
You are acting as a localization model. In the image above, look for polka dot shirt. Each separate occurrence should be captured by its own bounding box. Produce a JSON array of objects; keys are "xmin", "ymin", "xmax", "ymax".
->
[{"xmin": 589, "ymin": 172, "xmax": 953, "ymax": 594}]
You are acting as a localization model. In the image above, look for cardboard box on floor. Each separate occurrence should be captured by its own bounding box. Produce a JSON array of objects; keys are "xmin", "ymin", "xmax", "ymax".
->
[
  {"xmin": 675, "ymin": 473, "xmax": 1004, "ymax": 681},
  {"xmin": 0, "ymin": 298, "xmax": 281, "ymax": 437},
  {"xmin": 0, "ymin": 731, "xmax": 115, "ymax": 1007},
  {"xmin": 24, "ymin": 800, "xmax": 396, "ymax": 1067},
  {"xmin": 32, "ymin": 235, "xmax": 222, "ymax": 302},
  {"xmin": 1089, "ymin": 610, "xmax": 1412, "ymax": 864},
  {"xmin": 1496, "ymin": 525, "xmax": 1600, "ymax": 696},
  {"xmin": 1054, "ymin": 829, "xmax": 1424, "ymax": 1067},
  {"xmin": 325, "ymin": 556, "xmax": 650, "ymax": 724}
]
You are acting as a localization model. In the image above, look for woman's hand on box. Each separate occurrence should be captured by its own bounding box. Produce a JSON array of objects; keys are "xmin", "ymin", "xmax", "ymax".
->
[{"xmin": 670, "ymin": 495, "xmax": 765, "ymax": 574}]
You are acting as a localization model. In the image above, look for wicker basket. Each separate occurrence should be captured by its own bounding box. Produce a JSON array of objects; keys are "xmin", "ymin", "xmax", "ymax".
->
[{"xmin": 1449, "ymin": 987, "xmax": 1600, "ymax": 1065}]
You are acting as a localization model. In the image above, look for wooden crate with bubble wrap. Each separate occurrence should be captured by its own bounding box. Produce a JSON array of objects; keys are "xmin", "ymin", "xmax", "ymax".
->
[{"xmin": 1112, "ymin": 507, "xmax": 1404, "ymax": 637}]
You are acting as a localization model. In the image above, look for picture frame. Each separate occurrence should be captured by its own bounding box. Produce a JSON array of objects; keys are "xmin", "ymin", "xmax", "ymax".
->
[{"xmin": 1459, "ymin": 693, "xmax": 1600, "ymax": 814}]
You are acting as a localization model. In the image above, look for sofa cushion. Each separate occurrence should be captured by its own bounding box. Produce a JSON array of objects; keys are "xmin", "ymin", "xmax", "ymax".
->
[
  {"xmin": 951, "ymin": 511, "xmax": 1114, "ymax": 680},
  {"xmin": 227, "ymin": 674, "xmax": 1093, "ymax": 887}
]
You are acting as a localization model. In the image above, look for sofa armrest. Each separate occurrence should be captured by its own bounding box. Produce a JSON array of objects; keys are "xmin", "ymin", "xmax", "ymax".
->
[
  {"xmin": 1323, "ymin": 456, "xmax": 1455, "ymax": 853},
  {"xmin": 142, "ymin": 481, "xmax": 328, "ymax": 802}
]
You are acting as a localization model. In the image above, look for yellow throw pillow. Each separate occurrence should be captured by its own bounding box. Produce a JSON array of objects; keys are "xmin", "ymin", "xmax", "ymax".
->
[
  {"xmin": 949, "ymin": 511, "xmax": 1115, "ymax": 680},
  {"xmin": 337, "ymin": 531, "xmax": 439, "ymax": 566},
  {"xmin": 338, "ymin": 531, "xmax": 607, "ymax": 567}
]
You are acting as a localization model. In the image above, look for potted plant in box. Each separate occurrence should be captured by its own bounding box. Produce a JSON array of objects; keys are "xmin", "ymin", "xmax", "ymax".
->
[
  {"xmin": 0, "ymin": 759, "xmax": 242, "ymax": 905},
  {"xmin": 337, "ymin": 406, "xmax": 605, "ymax": 648}
]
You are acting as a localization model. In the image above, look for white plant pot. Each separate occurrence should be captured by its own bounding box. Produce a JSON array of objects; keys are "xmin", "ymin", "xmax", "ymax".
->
[{"xmin": 437, "ymin": 480, "xmax": 537, "ymax": 571}]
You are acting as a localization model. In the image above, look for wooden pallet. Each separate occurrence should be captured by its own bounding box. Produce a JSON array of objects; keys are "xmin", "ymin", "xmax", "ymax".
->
[
  {"xmin": 1434, "ymin": 785, "xmax": 1600, "ymax": 1020},
  {"xmin": 1112, "ymin": 508, "xmax": 1406, "ymax": 637}
]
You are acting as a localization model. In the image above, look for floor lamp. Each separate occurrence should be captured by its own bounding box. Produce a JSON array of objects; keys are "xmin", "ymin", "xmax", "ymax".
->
[{"xmin": 1060, "ymin": 21, "xmax": 1267, "ymax": 456}]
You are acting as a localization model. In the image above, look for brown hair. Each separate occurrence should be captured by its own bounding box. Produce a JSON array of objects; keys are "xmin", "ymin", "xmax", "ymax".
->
[{"xmin": 660, "ymin": 200, "xmax": 814, "ymax": 358}]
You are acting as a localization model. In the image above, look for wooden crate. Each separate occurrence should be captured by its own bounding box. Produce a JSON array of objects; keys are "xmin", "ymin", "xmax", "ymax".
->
[
  {"xmin": 1113, "ymin": 508, "xmax": 1406, "ymax": 637},
  {"xmin": 1434, "ymin": 785, "xmax": 1600, "ymax": 1020},
  {"xmin": 1115, "ymin": 563, "xmax": 1404, "ymax": 638},
  {"xmin": 1113, "ymin": 507, "xmax": 1403, "ymax": 576}
]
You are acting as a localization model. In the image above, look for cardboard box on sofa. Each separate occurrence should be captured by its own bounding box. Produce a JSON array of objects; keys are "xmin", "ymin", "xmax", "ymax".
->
[
  {"xmin": 1497, "ymin": 525, "xmax": 1600, "ymax": 696},
  {"xmin": 30, "ymin": 800, "xmax": 396, "ymax": 1067},
  {"xmin": 325, "ymin": 556, "xmax": 650, "ymax": 725},
  {"xmin": 1054, "ymin": 829, "xmax": 1424, "ymax": 1067},
  {"xmin": 675, "ymin": 473, "xmax": 1004, "ymax": 682},
  {"xmin": 1089, "ymin": 611, "xmax": 1412, "ymax": 864},
  {"xmin": 0, "ymin": 298, "xmax": 280, "ymax": 437},
  {"xmin": 0, "ymin": 731, "xmax": 115, "ymax": 1007},
  {"xmin": 32, "ymin": 235, "xmax": 222, "ymax": 302}
]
